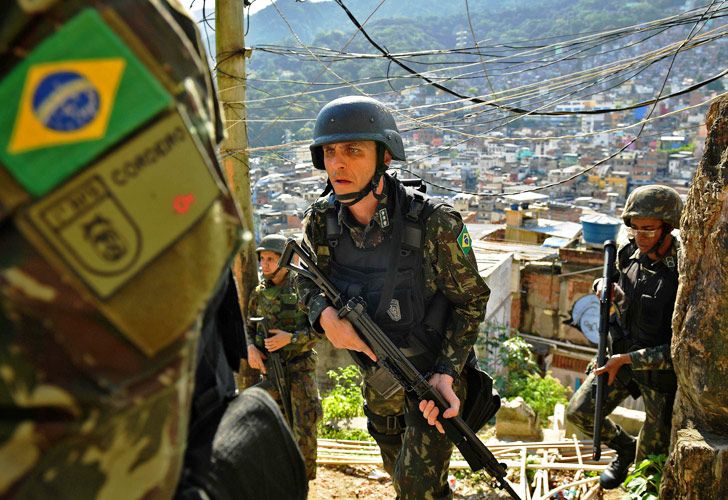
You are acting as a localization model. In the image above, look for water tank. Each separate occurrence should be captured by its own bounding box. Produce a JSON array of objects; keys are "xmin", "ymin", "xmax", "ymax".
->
[{"xmin": 580, "ymin": 213, "xmax": 621, "ymax": 247}]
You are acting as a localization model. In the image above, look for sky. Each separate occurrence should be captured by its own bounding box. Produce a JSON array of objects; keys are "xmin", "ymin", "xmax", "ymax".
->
[{"xmin": 189, "ymin": 0, "xmax": 329, "ymax": 18}]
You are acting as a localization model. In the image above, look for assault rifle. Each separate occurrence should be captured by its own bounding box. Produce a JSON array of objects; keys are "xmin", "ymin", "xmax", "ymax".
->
[
  {"xmin": 280, "ymin": 240, "xmax": 520, "ymax": 499},
  {"xmin": 250, "ymin": 316, "xmax": 293, "ymax": 427},
  {"xmin": 592, "ymin": 240, "xmax": 617, "ymax": 460}
]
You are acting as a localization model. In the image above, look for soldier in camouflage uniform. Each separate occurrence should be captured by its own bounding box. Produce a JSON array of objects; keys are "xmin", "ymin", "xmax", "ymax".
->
[
  {"xmin": 297, "ymin": 96, "xmax": 490, "ymax": 499},
  {"xmin": 566, "ymin": 185, "xmax": 683, "ymax": 489},
  {"xmin": 247, "ymin": 233, "xmax": 323, "ymax": 481},
  {"xmin": 0, "ymin": 2, "xmax": 307, "ymax": 498}
]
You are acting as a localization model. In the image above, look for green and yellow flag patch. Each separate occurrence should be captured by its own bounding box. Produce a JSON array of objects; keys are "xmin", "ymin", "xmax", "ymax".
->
[
  {"xmin": 0, "ymin": 9, "xmax": 172, "ymax": 196},
  {"xmin": 457, "ymin": 225, "xmax": 472, "ymax": 255}
]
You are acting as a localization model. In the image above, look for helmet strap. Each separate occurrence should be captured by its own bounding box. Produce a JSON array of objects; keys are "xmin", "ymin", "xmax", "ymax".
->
[
  {"xmin": 264, "ymin": 263, "xmax": 287, "ymax": 283},
  {"xmin": 645, "ymin": 225, "xmax": 671, "ymax": 258},
  {"xmin": 334, "ymin": 143, "xmax": 388, "ymax": 206}
]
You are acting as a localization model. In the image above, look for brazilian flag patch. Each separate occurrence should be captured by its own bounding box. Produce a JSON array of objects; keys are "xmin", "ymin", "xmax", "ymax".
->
[
  {"xmin": 0, "ymin": 9, "xmax": 172, "ymax": 196},
  {"xmin": 457, "ymin": 226, "xmax": 472, "ymax": 255}
]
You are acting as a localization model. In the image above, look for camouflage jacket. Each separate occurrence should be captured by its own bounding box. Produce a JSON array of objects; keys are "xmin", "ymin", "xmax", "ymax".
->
[
  {"xmin": 0, "ymin": 1, "xmax": 241, "ymax": 498},
  {"xmin": 298, "ymin": 176, "xmax": 490, "ymax": 376},
  {"xmin": 616, "ymin": 237, "xmax": 681, "ymax": 371},
  {"xmin": 247, "ymin": 271, "xmax": 320, "ymax": 362}
]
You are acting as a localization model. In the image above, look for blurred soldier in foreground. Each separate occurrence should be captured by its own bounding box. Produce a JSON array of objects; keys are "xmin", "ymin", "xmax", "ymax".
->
[
  {"xmin": 0, "ymin": 1, "xmax": 303, "ymax": 498},
  {"xmin": 297, "ymin": 96, "xmax": 491, "ymax": 499},
  {"xmin": 246, "ymin": 233, "xmax": 323, "ymax": 481},
  {"xmin": 566, "ymin": 185, "xmax": 683, "ymax": 490}
]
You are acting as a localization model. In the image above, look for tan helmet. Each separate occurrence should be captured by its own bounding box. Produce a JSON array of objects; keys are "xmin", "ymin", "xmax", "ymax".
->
[
  {"xmin": 621, "ymin": 185, "xmax": 683, "ymax": 229},
  {"xmin": 255, "ymin": 234, "xmax": 288, "ymax": 256}
]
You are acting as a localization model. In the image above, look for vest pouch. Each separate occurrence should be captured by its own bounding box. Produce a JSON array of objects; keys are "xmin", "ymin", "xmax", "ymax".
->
[
  {"xmin": 635, "ymin": 294, "xmax": 662, "ymax": 338},
  {"xmin": 462, "ymin": 359, "xmax": 501, "ymax": 432},
  {"xmin": 646, "ymin": 369, "xmax": 678, "ymax": 394},
  {"xmin": 329, "ymin": 262, "xmax": 424, "ymax": 337},
  {"xmin": 274, "ymin": 288, "xmax": 301, "ymax": 332},
  {"xmin": 365, "ymin": 365, "xmax": 401, "ymax": 399},
  {"xmin": 365, "ymin": 268, "xmax": 424, "ymax": 334}
]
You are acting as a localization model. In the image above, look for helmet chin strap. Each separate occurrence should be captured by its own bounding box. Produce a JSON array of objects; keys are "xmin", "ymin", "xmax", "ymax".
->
[
  {"xmin": 645, "ymin": 225, "xmax": 671, "ymax": 257},
  {"xmin": 263, "ymin": 266, "xmax": 286, "ymax": 282},
  {"xmin": 335, "ymin": 144, "xmax": 387, "ymax": 207}
]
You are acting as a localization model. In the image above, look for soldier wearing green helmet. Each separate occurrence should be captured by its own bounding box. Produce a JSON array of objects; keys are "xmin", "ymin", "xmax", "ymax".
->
[
  {"xmin": 567, "ymin": 184, "xmax": 683, "ymax": 490},
  {"xmin": 246, "ymin": 233, "xmax": 323, "ymax": 481},
  {"xmin": 298, "ymin": 96, "xmax": 491, "ymax": 499}
]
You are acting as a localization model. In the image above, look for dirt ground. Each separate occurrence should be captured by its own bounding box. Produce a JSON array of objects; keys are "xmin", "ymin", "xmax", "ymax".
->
[
  {"xmin": 310, "ymin": 465, "xmax": 525, "ymax": 499},
  {"xmin": 309, "ymin": 464, "xmax": 631, "ymax": 499},
  {"xmin": 309, "ymin": 465, "xmax": 395, "ymax": 499}
]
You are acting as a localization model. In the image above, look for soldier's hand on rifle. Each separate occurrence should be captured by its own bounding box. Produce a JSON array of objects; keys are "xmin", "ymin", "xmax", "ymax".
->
[
  {"xmin": 265, "ymin": 329, "xmax": 292, "ymax": 352},
  {"xmin": 320, "ymin": 306, "xmax": 377, "ymax": 362},
  {"xmin": 593, "ymin": 279, "xmax": 624, "ymax": 302},
  {"xmin": 418, "ymin": 373, "xmax": 459, "ymax": 434},
  {"xmin": 593, "ymin": 353, "xmax": 631, "ymax": 385},
  {"xmin": 247, "ymin": 345, "xmax": 267, "ymax": 374}
]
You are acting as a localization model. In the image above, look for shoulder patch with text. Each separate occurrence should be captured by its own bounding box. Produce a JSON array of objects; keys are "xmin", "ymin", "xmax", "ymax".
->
[{"xmin": 20, "ymin": 112, "xmax": 220, "ymax": 299}]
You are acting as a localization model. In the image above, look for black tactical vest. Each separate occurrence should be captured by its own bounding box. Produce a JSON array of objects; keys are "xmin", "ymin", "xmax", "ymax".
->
[
  {"xmin": 617, "ymin": 242, "xmax": 679, "ymax": 349},
  {"xmin": 324, "ymin": 181, "xmax": 443, "ymax": 348}
]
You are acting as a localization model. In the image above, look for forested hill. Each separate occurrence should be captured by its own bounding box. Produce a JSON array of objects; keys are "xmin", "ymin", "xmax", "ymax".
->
[
  {"xmin": 246, "ymin": 0, "xmax": 688, "ymax": 46},
  {"xmin": 241, "ymin": 0, "xmax": 693, "ymax": 148}
]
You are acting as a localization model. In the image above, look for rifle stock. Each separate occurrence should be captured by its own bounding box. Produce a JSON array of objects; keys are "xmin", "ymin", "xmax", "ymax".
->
[
  {"xmin": 250, "ymin": 317, "xmax": 294, "ymax": 427},
  {"xmin": 281, "ymin": 240, "xmax": 520, "ymax": 499},
  {"xmin": 593, "ymin": 240, "xmax": 617, "ymax": 460}
]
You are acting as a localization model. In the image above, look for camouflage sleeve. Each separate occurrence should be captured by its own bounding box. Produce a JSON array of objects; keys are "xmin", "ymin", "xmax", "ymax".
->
[
  {"xmin": 427, "ymin": 206, "xmax": 490, "ymax": 376},
  {"xmin": 245, "ymin": 288, "xmax": 260, "ymax": 347},
  {"xmin": 296, "ymin": 207, "xmax": 333, "ymax": 333},
  {"xmin": 290, "ymin": 279, "xmax": 324, "ymax": 347},
  {"xmin": 629, "ymin": 344, "xmax": 673, "ymax": 370}
]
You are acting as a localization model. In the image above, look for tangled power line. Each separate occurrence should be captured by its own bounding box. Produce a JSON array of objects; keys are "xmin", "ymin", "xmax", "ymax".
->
[{"xmin": 192, "ymin": 0, "xmax": 727, "ymax": 196}]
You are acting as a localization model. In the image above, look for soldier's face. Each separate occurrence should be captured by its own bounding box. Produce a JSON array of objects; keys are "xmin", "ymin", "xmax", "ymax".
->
[
  {"xmin": 259, "ymin": 250, "xmax": 281, "ymax": 278},
  {"xmin": 323, "ymin": 141, "xmax": 377, "ymax": 195},
  {"xmin": 629, "ymin": 217, "xmax": 664, "ymax": 253}
]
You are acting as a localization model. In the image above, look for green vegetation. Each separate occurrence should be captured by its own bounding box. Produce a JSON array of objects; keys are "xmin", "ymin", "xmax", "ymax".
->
[
  {"xmin": 624, "ymin": 454, "xmax": 667, "ymax": 499},
  {"xmin": 318, "ymin": 365, "xmax": 373, "ymax": 441},
  {"xmin": 479, "ymin": 326, "xmax": 570, "ymax": 427},
  {"xmin": 243, "ymin": 0, "xmax": 687, "ymax": 147},
  {"xmin": 511, "ymin": 372, "xmax": 571, "ymax": 427}
]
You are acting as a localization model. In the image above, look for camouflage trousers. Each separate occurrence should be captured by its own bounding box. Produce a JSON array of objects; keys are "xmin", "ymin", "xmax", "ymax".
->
[
  {"xmin": 260, "ymin": 355, "xmax": 322, "ymax": 480},
  {"xmin": 565, "ymin": 365, "xmax": 674, "ymax": 461},
  {"xmin": 364, "ymin": 376, "xmax": 466, "ymax": 500}
]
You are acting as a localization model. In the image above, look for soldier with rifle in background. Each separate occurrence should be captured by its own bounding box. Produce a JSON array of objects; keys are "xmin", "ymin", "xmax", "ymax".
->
[
  {"xmin": 566, "ymin": 185, "xmax": 683, "ymax": 490},
  {"xmin": 246, "ymin": 233, "xmax": 323, "ymax": 482}
]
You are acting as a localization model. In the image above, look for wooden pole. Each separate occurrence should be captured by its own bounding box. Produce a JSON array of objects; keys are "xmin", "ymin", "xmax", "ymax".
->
[{"xmin": 215, "ymin": 0, "xmax": 259, "ymax": 389}]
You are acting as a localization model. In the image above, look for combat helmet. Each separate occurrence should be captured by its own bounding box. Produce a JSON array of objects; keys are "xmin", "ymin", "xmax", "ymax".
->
[
  {"xmin": 310, "ymin": 96, "xmax": 406, "ymax": 206},
  {"xmin": 621, "ymin": 185, "xmax": 683, "ymax": 229},
  {"xmin": 255, "ymin": 234, "xmax": 288, "ymax": 256}
]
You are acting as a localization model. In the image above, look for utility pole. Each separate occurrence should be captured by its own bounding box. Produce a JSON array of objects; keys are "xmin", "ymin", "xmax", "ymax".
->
[{"xmin": 215, "ymin": 0, "xmax": 259, "ymax": 389}]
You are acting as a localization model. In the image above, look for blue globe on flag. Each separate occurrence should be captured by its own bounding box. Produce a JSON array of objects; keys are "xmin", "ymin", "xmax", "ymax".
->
[{"xmin": 32, "ymin": 71, "xmax": 100, "ymax": 132}]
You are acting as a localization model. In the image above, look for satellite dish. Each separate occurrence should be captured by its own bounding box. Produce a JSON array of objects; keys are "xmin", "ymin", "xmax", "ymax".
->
[{"xmin": 570, "ymin": 294, "xmax": 600, "ymax": 344}]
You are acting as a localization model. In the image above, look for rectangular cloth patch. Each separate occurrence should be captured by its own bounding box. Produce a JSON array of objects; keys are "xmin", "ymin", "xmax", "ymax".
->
[
  {"xmin": 0, "ymin": 9, "xmax": 172, "ymax": 196},
  {"xmin": 20, "ymin": 112, "xmax": 221, "ymax": 299}
]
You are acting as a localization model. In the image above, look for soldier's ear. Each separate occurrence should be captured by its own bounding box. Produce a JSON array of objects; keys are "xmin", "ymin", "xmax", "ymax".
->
[{"xmin": 383, "ymin": 149, "xmax": 392, "ymax": 165}]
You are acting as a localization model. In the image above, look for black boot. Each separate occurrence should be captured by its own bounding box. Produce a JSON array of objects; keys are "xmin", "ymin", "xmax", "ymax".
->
[{"xmin": 599, "ymin": 430, "xmax": 637, "ymax": 489}]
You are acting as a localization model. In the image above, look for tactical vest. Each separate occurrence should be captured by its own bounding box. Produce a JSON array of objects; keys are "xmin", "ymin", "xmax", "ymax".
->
[
  {"xmin": 255, "ymin": 278, "xmax": 301, "ymax": 334},
  {"xmin": 324, "ymin": 181, "xmax": 446, "ymax": 349},
  {"xmin": 618, "ymin": 242, "xmax": 679, "ymax": 349},
  {"xmin": 612, "ymin": 241, "xmax": 679, "ymax": 394}
]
